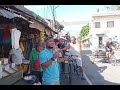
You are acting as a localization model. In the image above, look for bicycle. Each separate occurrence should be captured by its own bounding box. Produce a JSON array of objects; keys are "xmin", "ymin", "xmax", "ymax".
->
[
  {"xmin": 107, "ymin": 51, "xmax": 116, "ymax": 66},
  {"xmin": 66, "ymin": 55, "xmax": 83, "ymax": 84}
]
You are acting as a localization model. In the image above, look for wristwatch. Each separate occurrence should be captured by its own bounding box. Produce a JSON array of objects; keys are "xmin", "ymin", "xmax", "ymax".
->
[{"xmin": 51, "ymin": 57, "xmax": 55, "ymax": 61}]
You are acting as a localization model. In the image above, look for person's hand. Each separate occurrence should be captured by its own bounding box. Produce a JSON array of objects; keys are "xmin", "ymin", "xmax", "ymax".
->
[
  {"xmin": 58, "ymin": 58, "xmax": 64, "ymax": 62},
  {"xmin": 53, "ymin": 52, "xmax": 59, "ymax": 59},
  {"xmin": 77, "ymin": 53, "xmax": 81, "ymax": 57}
]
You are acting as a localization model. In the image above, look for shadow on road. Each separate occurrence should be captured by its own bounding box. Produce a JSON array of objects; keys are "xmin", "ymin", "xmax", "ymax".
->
[{"xmin": 81, "ymin": 49, "xmax": 120, "ymax": 85}]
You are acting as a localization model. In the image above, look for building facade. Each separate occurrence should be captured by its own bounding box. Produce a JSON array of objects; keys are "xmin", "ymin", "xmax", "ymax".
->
[{"xmin": 89, "ymin": 11, "xmax": 120, "ymax": 48}]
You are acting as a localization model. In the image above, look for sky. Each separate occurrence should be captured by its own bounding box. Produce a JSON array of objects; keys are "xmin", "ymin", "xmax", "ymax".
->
[{"xmin": 24, "ymin": 5, "xmax": 109, "ymax": 37}]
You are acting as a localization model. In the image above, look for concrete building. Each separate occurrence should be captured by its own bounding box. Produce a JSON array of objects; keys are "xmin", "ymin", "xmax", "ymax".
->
[{"xmin": 89, "ymin": 11, "xmax": 120, "ymax": 48}]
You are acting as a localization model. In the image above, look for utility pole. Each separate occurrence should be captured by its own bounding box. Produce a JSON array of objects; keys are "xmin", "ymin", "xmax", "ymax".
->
[{"xmin": 50, "ymin": 5, "xmax": 60, "ymax": 31}]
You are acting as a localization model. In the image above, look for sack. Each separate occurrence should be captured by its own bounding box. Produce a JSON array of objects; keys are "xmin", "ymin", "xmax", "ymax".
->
[{"xmin": 34, "ymin": 57, "xmax": 40, "ymax": 70}]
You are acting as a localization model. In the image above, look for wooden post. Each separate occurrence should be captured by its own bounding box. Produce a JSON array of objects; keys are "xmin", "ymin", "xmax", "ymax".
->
[{"xmin": 39, "ymin": 32, "xmax": 42, "ymax": 42}]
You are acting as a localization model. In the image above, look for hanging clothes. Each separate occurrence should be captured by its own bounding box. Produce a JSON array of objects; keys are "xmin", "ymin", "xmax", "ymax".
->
[
  {"xmin": 0, "ymin": 31, "xmax": 3, "ymax": 44},
  {"xmin": 2, "ymin": 33, "xmax": 11, "ymax": 45},
  {"xmin": 11, "ymin": 28, "xmax": 21, "ymax": 49},
  {"xmin": 20, "ymin": 42, "xmax": 24, "ymax": 51},
  {"xmin": 3, "ymin": 26, "xmax": 11, "ymax": 40}
]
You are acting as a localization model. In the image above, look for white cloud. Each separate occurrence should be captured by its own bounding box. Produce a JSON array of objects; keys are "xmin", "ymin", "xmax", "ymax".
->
[
  {"xmin": 64, "ymin": 24, "xmax": 87, "ymax": 38},
  {"xmin": 57, "ymin": 13, "xmax": 92, "ymax": 22}
]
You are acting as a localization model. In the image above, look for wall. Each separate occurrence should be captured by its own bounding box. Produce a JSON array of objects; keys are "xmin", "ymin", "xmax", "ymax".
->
[{"xmin": 90, "ymin": 14, "xmax": 120, "ymax": 48}]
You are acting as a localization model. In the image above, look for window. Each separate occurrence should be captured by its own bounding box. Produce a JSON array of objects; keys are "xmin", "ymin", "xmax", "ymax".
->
[
  {"xmin": 95, "ymin": 22, "xmax": 100, "ymax": 28},
  {"xmin": 107, "ymin": 21, "xmax": 114, "ymax": 28}
]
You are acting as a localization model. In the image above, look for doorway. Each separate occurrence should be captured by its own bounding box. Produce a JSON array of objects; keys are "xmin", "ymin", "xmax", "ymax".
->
[{"xmin": 99, "ymin": 37, "xmax": 103, "ymax": 47}]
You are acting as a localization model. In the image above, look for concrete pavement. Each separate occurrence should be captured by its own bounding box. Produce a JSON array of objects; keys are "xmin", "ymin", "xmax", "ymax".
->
[
  {"xmin": 81, "ymin": 49, "xmax": 120, "ymax": 85},
  {"xmin": 60, "ymin": 63, "xmax": 89, "ymax": 85}
]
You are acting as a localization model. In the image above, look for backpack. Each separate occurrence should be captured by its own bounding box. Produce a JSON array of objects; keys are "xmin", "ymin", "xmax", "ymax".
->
[{"xmin": 34, "ymin": 57, "xmax": 40, "ymax": 70}]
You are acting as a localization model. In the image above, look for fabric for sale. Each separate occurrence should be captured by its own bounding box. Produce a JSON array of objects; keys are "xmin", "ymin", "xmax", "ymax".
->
[
  {"xmin": 11, "ymin": 28, "xmax": 21, "ymax": 49},
  {"xmin": 20, "ymin": 42, "xmax": 24, "ymax": 51},
  {"xmin": 3, "ymin": 26, "xmax": 11, "ymax": 40}
]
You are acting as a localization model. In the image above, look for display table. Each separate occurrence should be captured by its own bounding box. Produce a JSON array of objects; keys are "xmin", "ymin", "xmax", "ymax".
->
[
  {"xmin": 0, "ymin": 70, "xmax": 23, "ymax": 85},
  {"xmin": 13, "ymin": 78, "xmax": 30, "ymax": 85}
]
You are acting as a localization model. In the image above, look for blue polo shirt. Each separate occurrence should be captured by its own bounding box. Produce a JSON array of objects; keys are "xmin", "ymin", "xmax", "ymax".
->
[{"xmin": 40, "ymin": 48, "xmax": 60, "ymax": 83}]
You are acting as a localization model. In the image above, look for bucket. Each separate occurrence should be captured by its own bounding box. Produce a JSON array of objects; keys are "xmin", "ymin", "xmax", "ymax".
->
[{"xmin": 22, "ymin": 60, "xmax": 30, "ymax": 74}]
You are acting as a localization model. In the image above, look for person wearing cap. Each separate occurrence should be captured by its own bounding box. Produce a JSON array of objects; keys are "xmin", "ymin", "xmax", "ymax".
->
[
  {"xmin": 29, "ymin": 42, "xmax": 44, "ymax": 84},
  {"xmin": 40, "ymin": 36, "xmax": 69, "ymax": 85}
]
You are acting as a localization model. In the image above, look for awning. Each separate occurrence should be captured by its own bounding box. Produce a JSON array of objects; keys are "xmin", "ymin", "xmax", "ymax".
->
[
  {"xmin": 0, "ymin": 8, "xmax": 17, "ymax": 19},
  {"xmin": 96, "ymin": 34, "xmax": 106, "ymax": 37},
  {"xmin": 0, "ymin": 8, "xmax": 33, "ymax": 24},
  {"xmin": 9, "ymin": 5, "xmax": 48, "ymax": 25}
]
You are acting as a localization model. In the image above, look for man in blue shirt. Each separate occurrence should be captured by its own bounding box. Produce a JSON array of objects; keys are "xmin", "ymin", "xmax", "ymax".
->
[{"xmin": 40, "ymin": 36, "xmax": 68, "ymax": 85}]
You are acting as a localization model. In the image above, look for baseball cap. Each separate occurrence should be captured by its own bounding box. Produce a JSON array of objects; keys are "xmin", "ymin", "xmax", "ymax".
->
[{"xmin": 44, "ymin": 36, "xmax": 53, "ymax": 42}]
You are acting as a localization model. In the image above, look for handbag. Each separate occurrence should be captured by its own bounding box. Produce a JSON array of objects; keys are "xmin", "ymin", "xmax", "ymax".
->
[{"xmin": 34, "ymin": 57, "xmax": 40, "ymax": 70}]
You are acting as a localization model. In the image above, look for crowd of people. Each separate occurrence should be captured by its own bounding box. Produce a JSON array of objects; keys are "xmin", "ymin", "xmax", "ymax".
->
[{"xmin": 8, "ymin": 35, "xmax": 84, "ymax": 85}]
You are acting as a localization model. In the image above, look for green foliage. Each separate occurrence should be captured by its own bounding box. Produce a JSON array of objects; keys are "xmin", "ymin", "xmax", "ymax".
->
[
  {"xmin": 55, "ymin": 23, "xmax": 64, "ymax": 30},
  {"xmin": 116, "ymin": 5, "xmax": 120, "ymax": 10},
  {"xmin": 66, "ymin": 32, "xmax": 71, "ymax": 42},
  {"xmin": 79, "ymin": 24, "xmax": 89, "ymax": 40}
]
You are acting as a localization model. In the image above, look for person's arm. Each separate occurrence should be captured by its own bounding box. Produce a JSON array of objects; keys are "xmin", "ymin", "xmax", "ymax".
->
[
  {"xmin": 40, "ymin": 52, "xmax": 59, "ymax": 69},
  {"xmin": 41, "ymin": 59, "xmax": 54, "ymax": 69},
  {"xmin": 57, "ymin": 58, "xmax": 65, "ymax": 63},
  {"xmin": 76, "ymin": 41, "xmax": 81, "ymax": 55},
  {"xmin": 57, "ymin": 56, "xmax": 69, "ymax": 63}
]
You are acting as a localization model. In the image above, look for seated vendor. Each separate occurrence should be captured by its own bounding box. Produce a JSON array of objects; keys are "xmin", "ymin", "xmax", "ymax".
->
[{"xmin": 8, "ymin": 48, "xmax": 25, "ymax": 70}]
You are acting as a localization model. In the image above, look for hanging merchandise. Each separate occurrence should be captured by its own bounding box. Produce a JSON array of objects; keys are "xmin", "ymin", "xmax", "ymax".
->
[
  {"xmin": 0, "ymin": 30, "xmax": 11, "ymax": 45},
  {"xmin": 2, "ymin": 33, "xmax": 11, "ymax": 45},
  {"xmin": 11, "ymin": 28, "xmax": 21, "ymax": 49},
  {"xmin": 20, "ymin": 42, "xmax": 24, "ymax": 51},
  {"xmin": 30, "ymin": 42, "xmax": 35, "ymax": 51},
  {"xmin": 0, "ymin": 31, "xmax": 3, "ymax": 44},
  {"xmin": 3, "ymin": 26, "xmax": 11, "ymax": 40}
]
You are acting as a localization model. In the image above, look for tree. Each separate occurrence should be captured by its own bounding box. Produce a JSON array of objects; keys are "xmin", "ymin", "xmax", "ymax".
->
[
  {"xmin": 116, "ymin": 5, "xmax": 120, "ymax": 10},
  {"xmin": 79, "ymin": 24, "xmax": 89, "ymax": 40},
  {"xmin": 66, "ymin": 32, "xmax": 71, "ymax": 42}
]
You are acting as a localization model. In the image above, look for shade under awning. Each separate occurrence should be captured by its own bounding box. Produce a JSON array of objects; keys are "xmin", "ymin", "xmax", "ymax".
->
[{"xmin": 0, "ymin": 8, "xmax": 17, "ymax": 19}]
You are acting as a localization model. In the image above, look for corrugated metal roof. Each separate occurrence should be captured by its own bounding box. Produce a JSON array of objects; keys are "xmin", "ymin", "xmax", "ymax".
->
[
  {"xmin": 13, "ymin": 5, "xmax": 48, "ymax": 25},
  {"xmin": 0, "ymin": 8, "xmax": 17, "ymax": 19}
]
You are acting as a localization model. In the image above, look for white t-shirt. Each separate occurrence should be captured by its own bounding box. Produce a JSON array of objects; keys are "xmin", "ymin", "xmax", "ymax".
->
[
  {"xmin": 70, "ymin": 43, "xmax": 79, "ymax": 56},
  {"xmin": 11, "ymin": 28, "xmax": 21, "ymax": 49}
]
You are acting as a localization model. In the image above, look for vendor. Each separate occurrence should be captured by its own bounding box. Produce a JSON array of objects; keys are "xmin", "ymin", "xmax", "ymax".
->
[
  {"xmin": 29, "ymin": 42, "xmax": 44, "ymax": 84},
  {"xmin": 8, "ymin": 48, "xmax": 25, "ymax": 70}
]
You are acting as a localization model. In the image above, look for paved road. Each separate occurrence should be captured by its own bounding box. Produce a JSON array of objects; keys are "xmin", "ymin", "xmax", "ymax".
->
[
  {"xmin": 60, "ymin": 63, "xmax": 89, "ymax": 85},
  {"xmin": 81, "ymin": 48, "xmax": 120, "ymax": 85}
]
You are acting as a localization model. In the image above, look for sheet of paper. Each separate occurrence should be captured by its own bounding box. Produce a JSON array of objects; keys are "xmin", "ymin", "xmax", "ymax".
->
[
  {"xmin": 5, "ymin": 64, "xmax": 9, "ymax": 71},
  {"xmin": 4, "ymin": 58, "xmax": 8, "ymax": 64},
  {"xmin": 0, "ymin": 61, "xmax": 1, "ymax": 65}
]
